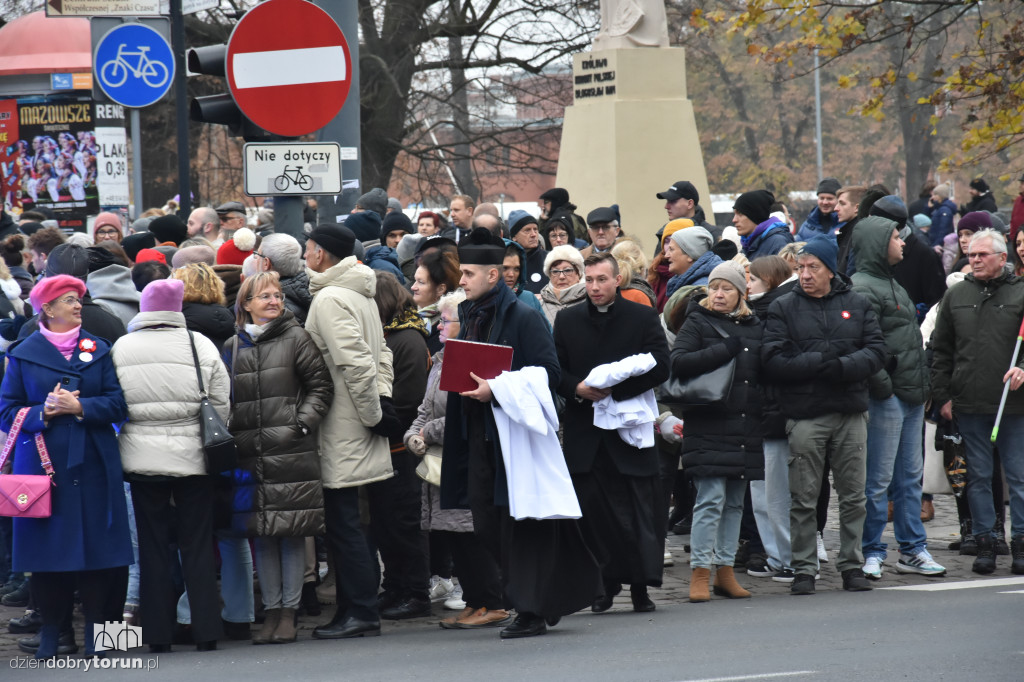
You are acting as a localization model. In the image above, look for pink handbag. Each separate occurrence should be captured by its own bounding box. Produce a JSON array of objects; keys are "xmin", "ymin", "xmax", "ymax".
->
[{"xmin": 0, "ymin": 407, "xmax": 55, "ymax": 518}]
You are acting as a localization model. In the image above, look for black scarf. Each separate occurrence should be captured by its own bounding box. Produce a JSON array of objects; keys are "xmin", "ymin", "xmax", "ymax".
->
[{"xmin": 463, "ymin": 284, "xmax": 501, "ymax": 342}]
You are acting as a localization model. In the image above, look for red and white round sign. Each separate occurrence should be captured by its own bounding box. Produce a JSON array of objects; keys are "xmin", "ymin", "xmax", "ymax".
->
[{"xmin": 226, "ymin": 0, "xmax": 352, "ymax": 137}]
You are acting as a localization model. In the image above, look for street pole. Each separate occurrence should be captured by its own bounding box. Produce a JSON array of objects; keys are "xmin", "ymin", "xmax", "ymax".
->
[
  {"xmin": 170, "ymin": 0, "xmax": 191, "ymax": 215},
  {"xmin": 314, "ymin": 0, "xmax": 360, "ymax": 224},
  {"xmin": 131, "ymin": 109, "xmax": 143, "ymax": 218},
  {"xmin": 814, "ymin": 49, "xmax": 823, "ymax": 182}
]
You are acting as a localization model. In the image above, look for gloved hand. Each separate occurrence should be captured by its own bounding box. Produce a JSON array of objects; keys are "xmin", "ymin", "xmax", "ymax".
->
[
  {"xmin": 407, "ymin": 434, "xmax": 427, "ymax": 456},
  {"xmin": 369, "ymin": 396, "xmax": 403, "ymax": 439},
  {"xmin": 722, "ymin": 336, "xmax": 743, "ymax": 356},
  {"xmin": 656, "ymin": 413, "xmax": 684, "ymax": 444},
  {"xmin": 821, "ymin": 358, "xmax": 844, "ymax": 382}
]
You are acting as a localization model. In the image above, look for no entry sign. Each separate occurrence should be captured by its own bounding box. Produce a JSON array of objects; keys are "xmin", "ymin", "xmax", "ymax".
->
[{"xmin": 226, "ymin": 0, "xmax": 352, "ymax": 137}]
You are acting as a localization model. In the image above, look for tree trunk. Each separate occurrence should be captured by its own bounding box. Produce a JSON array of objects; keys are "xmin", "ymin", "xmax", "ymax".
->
[{"xmin": 447, "ymin": 33, "xmax": 479, "ymax": 201}]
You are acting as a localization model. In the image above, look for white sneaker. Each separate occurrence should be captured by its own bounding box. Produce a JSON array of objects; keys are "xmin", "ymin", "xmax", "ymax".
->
[
  {"xmin": 862, "ymin": 556, "xmax": 883, "ymax": 580},
  {"xmin": 816, "ymin": 532, "xmax": 829, "ymax": 563},
  {"xmin": 443, "ymin": 582, "xmax": 465, "ymax": 610},
  {"xmin": 428, "ymin": 576, "xmax": 455, "ymax": 602},
  {"xmin": 664, "ymin": 550, "xmax": 674, "ymax": 567},
  {"xmin": 895, "ymin": 550, "xmax": 947, "ymax": 576}
]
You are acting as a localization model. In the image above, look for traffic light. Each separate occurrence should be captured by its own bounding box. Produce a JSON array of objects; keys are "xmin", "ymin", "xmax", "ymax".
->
[{"xmin": 186, "ymin": 44, "xmax": 269, "ymax": 142}]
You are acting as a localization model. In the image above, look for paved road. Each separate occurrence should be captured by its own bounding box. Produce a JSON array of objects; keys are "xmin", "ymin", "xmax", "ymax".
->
[{"xmin": 3, "ymin": 493, "xmax": 1022, "ymax": 680}]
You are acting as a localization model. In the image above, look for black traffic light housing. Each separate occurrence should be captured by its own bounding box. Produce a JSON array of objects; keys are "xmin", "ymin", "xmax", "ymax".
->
[{"xmin": 187, "ymin": 44, "xmax": 270, "ymax": 142}]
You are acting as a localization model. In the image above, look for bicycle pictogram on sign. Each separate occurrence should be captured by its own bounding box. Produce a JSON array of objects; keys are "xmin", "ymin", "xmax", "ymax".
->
[
  {"xmin": 273, "ymin": 166, "xmax": 314, "ymax": 192},
  {"xmin": 94, "ymin": 23, "xmax": 175, "ymax": 108}
]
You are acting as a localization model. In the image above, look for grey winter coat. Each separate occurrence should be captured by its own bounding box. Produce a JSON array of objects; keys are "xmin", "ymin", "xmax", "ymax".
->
[
  {"xmin": 404, "ymin": 350, "xmax": 474, "ymax": 533},
  {"xmin": 87, "ymin": 264, "xmax": 140, "ymax": 326}
]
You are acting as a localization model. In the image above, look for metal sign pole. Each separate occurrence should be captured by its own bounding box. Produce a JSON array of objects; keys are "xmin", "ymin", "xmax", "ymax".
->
[
  {"xmin": 169, "ymin": 0, "xmax": 191, "ymax": 215},
  {"xmin": 131, "ymin": 108, "xmax": 144, "ymax": 218}
]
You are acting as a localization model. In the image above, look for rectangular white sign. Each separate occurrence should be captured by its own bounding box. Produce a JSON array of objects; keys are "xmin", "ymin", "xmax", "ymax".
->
[
  {"xmin": 48, "ymin": 0, "xmax": 161, "ymax": 17},
  {"xmin": 243, "ymin": 142, "xmax": 342, "ymax": 197},
  {"xmin": 95, "ymin": 126, "xmax": 130, "ymax": 206}
]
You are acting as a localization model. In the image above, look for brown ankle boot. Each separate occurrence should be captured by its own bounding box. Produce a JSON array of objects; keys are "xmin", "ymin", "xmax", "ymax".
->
[
  {"xmin": 689, "ymin": 567, "xmax": 711, "ymax": 603},
  {"xmin": 253, "ymin": 608, "xmax": 280, "ymax": 645},
  {"xmin": 712, "ymin": 565, "xmax": 751, "ymax": 599},
  {"xmin": 271, "ymin": 608, "xmax": 297, "ymax": 643}
]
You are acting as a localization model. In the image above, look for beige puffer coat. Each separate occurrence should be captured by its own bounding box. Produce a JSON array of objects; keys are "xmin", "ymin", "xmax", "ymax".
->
[
  {"xmin": 305, "ymin": 257, "xmax": 394, "ymax": 488},
  {"xmin": 112, "ymin": 310, "xmax": 230, "ymax": 477}
]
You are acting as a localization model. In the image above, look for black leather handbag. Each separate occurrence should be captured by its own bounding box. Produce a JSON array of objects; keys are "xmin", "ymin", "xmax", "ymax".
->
[
  {"xmin": 656, "ymin": 318, "xmax": 736, "ymax": 407},
  {"xmin": 188, "ymin": 330, "xmax": 237, "ymax": 474}
]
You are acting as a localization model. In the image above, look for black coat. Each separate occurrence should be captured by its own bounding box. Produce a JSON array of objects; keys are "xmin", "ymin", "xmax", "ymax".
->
[
  {"xmin": 182, "ymin": 301, "xmax": 235, "ymax": 350},
  {"xmin": 892, "ymin": 231, "xmax": 947, "ymax": 309},
  {"xmin": 761, "ymin": 275, "xmax": 886, "ymax": 419},
  {"xmin": 554, "ymin": 293, "xmax": 670, "ymax": 477},
  {"xmin": 752, "ymin": 278, "xmax": 798, "ymax": 439},
  {"xmin": 671, "ymin": 300, "xmax": 764, "ymax": 480},
  {"xmin": 440, "ymin": 283, "xmax": 559, "ymax": 509},
  {"xmin": 384, "ymin": 326, "xmax": 430, "ymax": 438},
  {"xmin": 523, "ymin": 246, "xmax": 549, "ymax": 294},
  {"xmin": 959, "ymin": 193, "xmax": 997, "ymax": 216},
  {"xmin": 280, "ymin": 271, "xmax": 312, "ymax": 324}
]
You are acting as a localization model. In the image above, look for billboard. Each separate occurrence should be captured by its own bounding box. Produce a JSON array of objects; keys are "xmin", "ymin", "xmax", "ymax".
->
[{"xmin": 0, "ymin": 96, "xmax": 128, "ymax": 232}]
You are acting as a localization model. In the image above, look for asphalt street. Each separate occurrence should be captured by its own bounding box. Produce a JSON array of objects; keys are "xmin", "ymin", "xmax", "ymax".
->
[{"xmin": 3, "ymin": 494, "xmax": 1022, "ymax": 681}]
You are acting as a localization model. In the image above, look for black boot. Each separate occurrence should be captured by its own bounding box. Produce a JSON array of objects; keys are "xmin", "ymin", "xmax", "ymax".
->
[
  {"xmin": 1011, "ymin": 536, "xmax": 1024, "ymax": 576},
  {"xmin": 972, "ymin": 535, "xmax": 996, "ymax": 575},
  {"xmin": 994, "ymin": 517, "xmax": 1010, "ymax": 555},
  {"xmin": 958, "ymin": 518, "xmax": 977, "ymax": 555},
  {"xmin": 299, "ymin": 581, "xmax": 321, "ymax": 617}
]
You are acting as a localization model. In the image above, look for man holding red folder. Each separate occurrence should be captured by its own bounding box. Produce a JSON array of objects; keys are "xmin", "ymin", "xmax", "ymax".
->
[{"xmin": 440, "ymin": 228, "xmax": 600, "ymax": 639}]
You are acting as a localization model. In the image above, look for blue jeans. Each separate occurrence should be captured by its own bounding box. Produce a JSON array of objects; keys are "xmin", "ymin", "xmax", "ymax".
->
[
  {"xmin": 177, "ymin": 535, "xmax": 254, "ymax": 624},
  {"xmin": 863, "ymin": 397, "xmax": 928, "ymax": 558},
  {"xmin": 958, "ymin": 413, "xmax": 1024, "ymax": 538},
  {"xmin": 751, "ymin": 438, "xmax": 792, "ymax": 570},
  {"xmin": 690, "ymin": 477, "xmax": 745, "ymax": 569},
  {"xmin": 124, "ymin": 483, "xmax": 140, "ymax": 606}
]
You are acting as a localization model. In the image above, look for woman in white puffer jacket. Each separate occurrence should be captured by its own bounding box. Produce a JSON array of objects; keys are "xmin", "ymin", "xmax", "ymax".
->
[{"xmin": 111, "ymin": 278, "xmax": 230, "ymax": 653}]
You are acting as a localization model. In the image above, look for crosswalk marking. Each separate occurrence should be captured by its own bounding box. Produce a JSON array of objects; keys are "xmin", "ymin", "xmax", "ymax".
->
[{"xmin": 879, "ymin": 576, "xmax": 1024, "ymax": 591}]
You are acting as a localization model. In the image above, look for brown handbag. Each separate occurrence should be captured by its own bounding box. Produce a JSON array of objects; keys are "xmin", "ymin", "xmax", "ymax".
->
[{"xmin": 0, "ymin": 407, "xmax": 55, "ymax": 518}]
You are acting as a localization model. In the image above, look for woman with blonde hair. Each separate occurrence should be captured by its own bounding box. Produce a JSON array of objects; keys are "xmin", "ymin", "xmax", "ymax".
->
[
  {"xmin": 669, "ymin": 261, "xmax": 764, "ymax": 603},
  {"xmin": 612, "ymin": 239, "xmax": 655, "ymax": 307},
  {"xmin": 226, "ymin": 271, "xmax": 333, "ymax": 644},
  {"xmin": 173, "ymin": 262, "xmax": 234, "ymax": 349}
]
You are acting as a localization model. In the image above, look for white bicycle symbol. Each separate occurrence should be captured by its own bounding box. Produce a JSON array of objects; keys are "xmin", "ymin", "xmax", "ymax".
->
[{"xmin": 100, "ymin": 44, "xmax": 170, "ymax": 90}]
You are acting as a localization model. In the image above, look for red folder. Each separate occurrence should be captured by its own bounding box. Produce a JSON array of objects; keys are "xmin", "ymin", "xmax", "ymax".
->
[{"xmin": 439, "ymin": 338, "xmax": 514, "ymax": 393}]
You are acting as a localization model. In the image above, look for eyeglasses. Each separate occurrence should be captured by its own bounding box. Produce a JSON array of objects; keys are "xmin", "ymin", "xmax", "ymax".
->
[
  {"xmin": 550, "ymin": 267, "xmax": 576, "ymax": 277},
  {"xmin": 247, "ymin": 292, "xmax": 284, "ymax": 302},
  {"xmin": 95, "ymin": 227, "xmax": 119, "ymax": 235},
  {"xmin": 438, "ymin": 318, "xmax": 456, "ymax": 327},
  {"xmin": 589, "ymin": 224, "xmax": 616, "ymax": 233},
  {"xmin": 55, "ymin": 296, "xmax": 82, "ymax": 306},
  {"xmin": 968, "ymin": 252, "xmax": 997, "ymax": 260},
  {"xmin": 254, "ymin": 252, "xmax": 268, "ymax": 260}
]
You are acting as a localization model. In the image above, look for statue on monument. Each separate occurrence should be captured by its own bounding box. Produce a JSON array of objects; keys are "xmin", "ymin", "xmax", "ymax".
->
[{"xmin": 593, "ymin": 0, "xmax": 670, "ymax": 50}]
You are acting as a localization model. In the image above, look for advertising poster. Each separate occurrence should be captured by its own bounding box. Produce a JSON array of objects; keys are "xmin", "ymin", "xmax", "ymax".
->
[{"xmin": 0, "ymin": 97, "xmax": 128, "ymax": 232}]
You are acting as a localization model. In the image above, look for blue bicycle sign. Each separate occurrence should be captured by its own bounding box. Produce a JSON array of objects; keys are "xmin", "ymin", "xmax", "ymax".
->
[{"xmin": 94, "ymin": 23, "xmax": 174, "ymax": 108}]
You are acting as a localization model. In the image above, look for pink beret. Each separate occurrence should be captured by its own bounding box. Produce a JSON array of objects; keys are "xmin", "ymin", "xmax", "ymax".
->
[{"xmin": 28, "ymin": 274, "xmax": 87, "ymax": 312}]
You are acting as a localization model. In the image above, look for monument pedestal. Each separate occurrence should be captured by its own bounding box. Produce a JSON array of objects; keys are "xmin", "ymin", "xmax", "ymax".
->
[{"xmin": 556, "ymin": 48, "xmax": 710, "ymax": 251}]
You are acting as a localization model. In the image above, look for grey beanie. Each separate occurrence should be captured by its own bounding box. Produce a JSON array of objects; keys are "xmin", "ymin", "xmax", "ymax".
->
[
  {"xmin": 356, "ymin": 188, "xmax": 388, "ymax": 216},
  {"xmin": 708, "ymin": 261, "xmax": 747, "ymax": 293},
  {"xmin": 670, "ymin": 225, "xmax": 714, "ymax": 260}
]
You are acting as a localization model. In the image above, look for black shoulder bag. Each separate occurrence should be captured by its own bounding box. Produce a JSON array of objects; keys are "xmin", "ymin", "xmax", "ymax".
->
[
  {"xmin": 188, "ymin": 330, "xmax": 238, "ymax": 474},
  {"xmin": 656, "ymin": 318, "xmax": 737, "ymax": 407}
]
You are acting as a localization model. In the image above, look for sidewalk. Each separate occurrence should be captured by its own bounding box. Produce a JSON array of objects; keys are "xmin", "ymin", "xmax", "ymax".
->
[{"xmin": 0, "ymin": 493, "xmax": 1010, "ymax": 659}]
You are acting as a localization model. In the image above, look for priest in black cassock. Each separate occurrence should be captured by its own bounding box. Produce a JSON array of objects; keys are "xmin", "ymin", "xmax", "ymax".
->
[
  {"xmin": 440, "ymin": 228, "xmax": 600, "ymax": 639},
  {"xmin": 554, "ymin": 251, "xmax": 671, "ymax": 612}
]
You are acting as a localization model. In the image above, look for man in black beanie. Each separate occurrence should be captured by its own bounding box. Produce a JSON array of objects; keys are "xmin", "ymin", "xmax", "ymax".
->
[
  {"xmin": 439, "ymin": 227, "xmax": 599, "ymax": 638},
  {"xmin": 304, "ymin": 223, "xmax": 401, "ymax": 640},
  {"xmin": 798, "ymin": 177, "xmax": 842, "ymax": 240},
  {"xmin": 734, "ymin": 189, "xmax": 793, "ymax": 260},
  {"xmin": 379, "ymin": 212, "xmax": 413, "ymax": 248},
  {"xmin": 148, "ymin": 215, "xmax": 188, "ymax": 246},
  {"xmin": 539, "ymin": 188, "xmax": 588, "ymax": 244},
  {"xmin": 959, "ymin": 177, "xmax": 998, "ymax": 216}
]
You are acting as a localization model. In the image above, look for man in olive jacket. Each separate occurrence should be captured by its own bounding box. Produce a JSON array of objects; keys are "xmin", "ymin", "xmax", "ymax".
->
[
  {"xmin": 762, "ymin": 235, "xmax": 886, "ymax": 595},
  {"xmin": 931, "ymin": 228, "xmax": 1024, "ymax": 575},
  {"xmin": 302, "ymin": 224, "xmax": 397, "ymax": 640},
  {"xmin": 851, "ymin": 216, "xmax": 945, "ymax": 580}
]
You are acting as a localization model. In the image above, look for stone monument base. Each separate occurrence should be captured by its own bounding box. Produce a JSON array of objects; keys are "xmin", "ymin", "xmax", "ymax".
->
[{"xmin": 556, "ymin": 47, "xmax": 710, "ymax": 252}]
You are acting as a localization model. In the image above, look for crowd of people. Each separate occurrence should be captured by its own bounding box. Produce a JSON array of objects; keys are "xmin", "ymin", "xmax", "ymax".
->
[{"xmin": 0, "ymin": 172, "xmax": 1023, "ymax": 657}]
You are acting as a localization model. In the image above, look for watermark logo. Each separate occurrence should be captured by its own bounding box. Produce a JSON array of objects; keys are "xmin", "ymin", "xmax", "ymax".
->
[{"xmin": 92, "ymin": 621, "xmax": 143, "ymax": 652}]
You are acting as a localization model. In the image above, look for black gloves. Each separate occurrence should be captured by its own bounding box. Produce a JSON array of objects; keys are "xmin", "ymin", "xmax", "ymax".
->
[
  {"xmin": 821, "ymin": 357, "xmax": 844, "ymax": 382},
  {"xmin": 722, "ymin": 336, "xmax": 743, "ymax": 356},
  {"xmin": 369, "ymin": 396, "xmax": 404, "ymax": 440}
]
